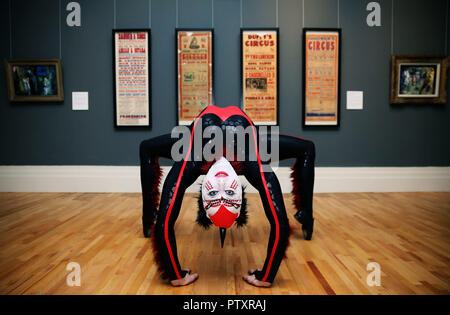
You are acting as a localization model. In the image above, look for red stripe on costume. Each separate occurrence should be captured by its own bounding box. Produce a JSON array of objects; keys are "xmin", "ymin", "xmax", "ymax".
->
[
  {"xmin": 164, "ymin": 105, "xmax": 280, "ymax": 281},
  {"xmin": 164, "ymin": 113, "xmax": 204, "ymax": 279},
  {"xmin": 200, "ymin": 105, "xmax": 246, "ymax": 122},
  {"xmin": 237, "ymin": 110, "xmax": 280, "ymax": 283}
]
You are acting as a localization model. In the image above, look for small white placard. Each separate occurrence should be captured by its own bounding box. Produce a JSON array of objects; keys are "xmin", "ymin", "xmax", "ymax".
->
[
  {"xmin": 346, "ymin": 91, "xmax": 363, "ymax": 110},
  {"xmin": 72, "ymin": 92, "xmax": 89, "ymax": 110}
]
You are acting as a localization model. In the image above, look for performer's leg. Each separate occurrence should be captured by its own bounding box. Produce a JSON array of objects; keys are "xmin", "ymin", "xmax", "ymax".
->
[
  {"xmin": 278, "ymin": 135, "xmax": 316, "ymax": 240},
  {"xmin": 139, "ymin": 134, "xmax": 176, "ymax": 237}
]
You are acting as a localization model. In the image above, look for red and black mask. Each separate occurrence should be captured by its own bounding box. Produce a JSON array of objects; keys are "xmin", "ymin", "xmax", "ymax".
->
[{"xmin": 196, "ymin": 158, "xmax": 248, "ymax": 246}]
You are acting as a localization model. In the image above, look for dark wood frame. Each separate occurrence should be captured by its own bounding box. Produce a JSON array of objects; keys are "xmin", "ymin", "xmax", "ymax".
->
[
  {"xmin": 176, "ymin": 28, "xmax": 214, "ymax": 126},
  {"xmin": 390, "ymin": 55, "xmax": 448, "ymax": 105},
  {"xmin": 113, "ymin": 29, "xmax": 151, "ymax": 129},
  {"xmin": 302, "ymin": 28, "xmax": 341, "ymax": 128},
  {"xmin": 5, "ymin": 59, "xmax": 64, "ymax": 102},
  {"xmin": 240, "ymin": 28, "xmax": 280, "ymax": 126}
]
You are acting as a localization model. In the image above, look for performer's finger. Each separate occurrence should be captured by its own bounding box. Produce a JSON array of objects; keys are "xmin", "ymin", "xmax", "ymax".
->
[
  {"xmin": 170, "ymin": 272, "xmax": 199, "ymax": 286},
  {"xmin": 254, "ymin": 279, "xmax": 271, "ymax": 287},
  {"xmin": 185, "ymin": 273, "xmax": 199, "ymax": 285},
  {"xmin": 242, "ymin": 274, "xmax": 255, "ymax": 283},
  {"xmin": 243, "ymin": 275, "xmax": 258, "ymax": 286},
  {"xmin": 242, "ymin": 274, "xmax": 271, "ymax": 288}
]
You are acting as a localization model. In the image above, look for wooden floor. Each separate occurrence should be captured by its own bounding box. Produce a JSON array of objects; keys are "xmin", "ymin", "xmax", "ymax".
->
[{"xmin": 0, "ymin": 192, "xmax": 449, "ymax": 295}]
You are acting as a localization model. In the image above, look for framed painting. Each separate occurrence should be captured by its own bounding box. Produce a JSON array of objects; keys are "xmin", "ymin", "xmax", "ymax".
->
[
  {"xmin": 390, "ymin": 55, "xmax": 448, "ymax": 104},
  {"xmin": 5, "ymin": 59, "xmax": 64, "ymax": 102}
]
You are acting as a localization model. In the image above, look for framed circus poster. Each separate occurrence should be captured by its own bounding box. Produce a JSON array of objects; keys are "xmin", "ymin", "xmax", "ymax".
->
[
  {"xmin": 113, "ymin": 29, "xmax": 151, "ymax": 128},
  {"xmin": 241, "ymin": 28, "xmax": 279, "ymax": 125},
  {"xmin": 303, "ymin": 28, "xmax": 341, "ymax": 127},
  {"xmin": 176, "ymin": 29, "xmax": 213, "ymax": 125}
]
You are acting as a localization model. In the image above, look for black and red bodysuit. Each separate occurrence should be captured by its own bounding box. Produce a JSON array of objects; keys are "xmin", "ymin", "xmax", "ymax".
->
[{"xmin": 139, "ymin": 105, "xmax": 315, "ymax": 284}]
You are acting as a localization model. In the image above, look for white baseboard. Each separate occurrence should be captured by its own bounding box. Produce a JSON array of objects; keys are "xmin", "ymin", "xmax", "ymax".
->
[{"xmin": 0, "ymin": 165, "xmax": 449, "ymax": 193}]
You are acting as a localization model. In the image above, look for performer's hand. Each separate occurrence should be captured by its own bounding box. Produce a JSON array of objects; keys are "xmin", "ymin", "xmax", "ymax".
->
[
  {"xmin": 243, "ymin": 269, "xmax": 271, "ymax": 287},
  {"xmin": 170, "ymin": 269, "xmax": 199, "ymax": 287}
]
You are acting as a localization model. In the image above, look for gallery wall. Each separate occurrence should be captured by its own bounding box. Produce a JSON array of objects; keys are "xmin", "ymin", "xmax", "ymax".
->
[{"xmin": 0, "ymin": 0, "xmax": 449, "ymax": 167}]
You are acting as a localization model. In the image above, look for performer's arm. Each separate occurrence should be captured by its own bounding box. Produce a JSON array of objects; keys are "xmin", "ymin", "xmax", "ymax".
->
[
  {"xmin": 242, "ymin": 162, "xmax": 290, "ymax": 285},
  {"xmin": 150, "ymin": 110, "xmax": 205, "ymax": 285},
  {"xmin": 152, "ymin": 161, "xmax": 201, "ymax": 284}
]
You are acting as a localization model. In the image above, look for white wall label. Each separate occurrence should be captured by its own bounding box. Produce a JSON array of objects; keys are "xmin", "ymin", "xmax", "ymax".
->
[
  {"xmin": 66, "ymin": 2, "xmax": 81, "ymax": 27},
  {"xmin": 346, "ymin": 91, "xmax": 364, "ymax": 110},
  {"xmin": 72, "ymin": 92, "xmax": 89, "ymax": 111},
  {"xmin": 366, "ymin": 2, "xmax": 381, "ymax": 27}
]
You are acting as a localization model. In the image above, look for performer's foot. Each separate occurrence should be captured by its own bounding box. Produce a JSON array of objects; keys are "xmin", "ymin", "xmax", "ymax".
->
[
  {"xmin": 143, "ymin": 222, "xmax": 152, "ymax": 238},
  {"xmin": 142, "ymin": 215, "xmax": 156, "ymax": 238},
  {"xmin": 302, "ymin": 218, "xmax": 314, "ymax": 240},
  {"xmin": 294, "ymin": 211, "xmax": 314, "ymax": 240}
]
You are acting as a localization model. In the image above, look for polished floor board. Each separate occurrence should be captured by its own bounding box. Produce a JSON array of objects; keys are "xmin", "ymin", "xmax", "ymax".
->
[{"xmin": 0, "ymin": 192, "xmax": 448, "ymax": 295}]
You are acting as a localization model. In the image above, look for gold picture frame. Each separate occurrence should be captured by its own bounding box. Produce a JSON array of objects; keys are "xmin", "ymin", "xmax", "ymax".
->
[
  {"xmin": 390, "ymin": 55, "xmax": 449, "ymax": 104},
  {"xmin": 5, "ymin": 59, "xmax": 64, "ymax": 102}
]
